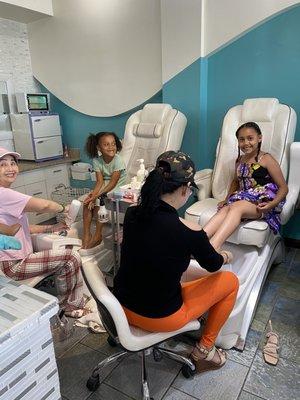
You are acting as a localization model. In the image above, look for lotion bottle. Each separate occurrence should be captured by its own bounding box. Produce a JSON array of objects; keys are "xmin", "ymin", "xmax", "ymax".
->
[
  {"xmin": 65, "ymin": 200, "xmax": 81, "ymax": 227},
  {"xmin": 136, "ymin": 159, "xmax": 147, "ymax": 183},
  {"xmin": 130, "ymin": 176, "xmax": 140, "ymax": 190}
]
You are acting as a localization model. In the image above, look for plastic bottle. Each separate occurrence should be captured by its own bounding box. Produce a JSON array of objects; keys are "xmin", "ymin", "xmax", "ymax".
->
[
  {"xmin": 136, "ymin": 159, "xmax": 147, "ymax": 183},
  {"xmin": 63, "ymin": 144, "xmax": 69, "ymax": 158},
  {"xmin": 130, "ymin": 176, "xmax": 140, "ymax": 190},
  {"xmin": 65, "ymin": 199, "xmax": 81, "ymax": 227},
  {"xmin": 98, "ymin": 196, "xmax": 109, "ymax": 223}
]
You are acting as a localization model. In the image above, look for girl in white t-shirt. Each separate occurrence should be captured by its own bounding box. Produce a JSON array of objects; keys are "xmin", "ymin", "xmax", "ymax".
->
[{"xmin": 83, "ymin": 132, "xmax": 126, "ymax": 248}]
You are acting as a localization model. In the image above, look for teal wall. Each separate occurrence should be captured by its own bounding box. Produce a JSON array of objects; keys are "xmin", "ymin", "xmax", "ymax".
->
[
  {"xmin": 206, "ymin": 4, "xmax": 300, "ymax": 167},
  {"xmin": 163, "ymin": 59, "xmax": 202, "ymax": 169},
  {"xmin": 160, "ymin": 4, "xmax": 300, "ymax": 236},
  {"xmin": 162, "ymin": 5, "xmax": 300, "ymax": 170},
  {"xmin": 162, "ymin": 58, "xmax": 209, "ymax": 170}
]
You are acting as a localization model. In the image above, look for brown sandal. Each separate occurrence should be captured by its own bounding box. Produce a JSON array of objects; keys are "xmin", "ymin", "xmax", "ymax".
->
[
  {"xmin": 191, "ymin": 343, "xmax": 227, "ymax": 373},
  {"xmin": 263, "ymin": 320, "xmax": 279, "ymax": 366}
]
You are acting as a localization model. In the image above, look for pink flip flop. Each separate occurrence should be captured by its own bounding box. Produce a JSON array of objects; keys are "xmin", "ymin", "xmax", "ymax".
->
[{"xmin": 263, "ymin": 320, "xmax": 279, "ymax": 366}]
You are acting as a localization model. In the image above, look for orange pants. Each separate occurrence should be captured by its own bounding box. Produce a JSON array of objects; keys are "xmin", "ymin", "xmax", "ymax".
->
[{"xmin": 123, "ymin": 270, "xmax": 239, "ymax": 348}]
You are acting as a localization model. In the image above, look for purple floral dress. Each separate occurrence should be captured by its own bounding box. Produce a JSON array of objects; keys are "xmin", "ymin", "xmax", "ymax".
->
[{"xmin": 226, "ymin": 162, "xmax": 285, "ymax": 234}]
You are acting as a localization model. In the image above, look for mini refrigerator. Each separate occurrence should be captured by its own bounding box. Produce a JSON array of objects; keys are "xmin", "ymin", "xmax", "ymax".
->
[{"xmin": 11, "ymin": 113, "xmax": 64, "ymax": 161}]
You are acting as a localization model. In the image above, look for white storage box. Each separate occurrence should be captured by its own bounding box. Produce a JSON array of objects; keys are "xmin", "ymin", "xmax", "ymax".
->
[
  {"xmin": 0, "ymin": 276, "xmax": 60, "ymax": 400},
  {"xmin": 71, "ymin": 162, "xmax": 92, "ymax": 180}
]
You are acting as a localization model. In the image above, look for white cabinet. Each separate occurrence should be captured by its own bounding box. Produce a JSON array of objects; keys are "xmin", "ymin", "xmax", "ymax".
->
[
  {"xmin": 31, "ymin": 115, "xmax": 61, "ymax": 138},
  {"xmin": 44, "ymin": 164, "xmax": 69, "ymax": 221},
  {"xmin": 25, "ymin": 180, "xmax": 49, "ymax": 224},
  {"xmin": 11, "ymin": 114, "xmax": 63, "ymax": 161},
  {"xmin": 11, "ymin": 164, "xmax": 70, "ymax": 224},
  {"xmin": 44, "ymin": 164, "xmax": 69, "ymax": 196}
]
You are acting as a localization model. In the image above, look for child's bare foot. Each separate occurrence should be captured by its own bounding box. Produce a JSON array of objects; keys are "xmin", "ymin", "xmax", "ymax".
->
[
  {"xmin": 0, "ymin": 223, "xmax": 21, "ymax": 236},
  {"xmin": 87, "ymin": 235, "xmax": 102, "ymax": 249},
  {"xmin": 82, "ymin": 234, "xmax": 92, "ymax": 249}
]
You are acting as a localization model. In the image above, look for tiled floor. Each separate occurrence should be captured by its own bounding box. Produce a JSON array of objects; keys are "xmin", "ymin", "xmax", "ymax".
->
[{"xmin": 53, "ymin": 247, "xmax": 300, "ymax": 400}]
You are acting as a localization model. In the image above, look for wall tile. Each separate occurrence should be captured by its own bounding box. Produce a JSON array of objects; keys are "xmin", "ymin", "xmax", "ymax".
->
[{"xmin": 0, "ymin": 17, "xmax": 39, "ymax": 93}]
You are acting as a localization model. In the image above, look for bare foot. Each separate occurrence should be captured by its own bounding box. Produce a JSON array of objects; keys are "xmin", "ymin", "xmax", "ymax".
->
[
  {"xmin": 82, "ymin": 234, "xmax": 92, "ymax": 249},
  {"xmin": 87, "ymin": 235, "xmax": 102, "ymax": 249}
]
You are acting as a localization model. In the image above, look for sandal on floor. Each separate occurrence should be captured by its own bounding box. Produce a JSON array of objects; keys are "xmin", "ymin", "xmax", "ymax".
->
[
  {"xmin": 191, "ymin": 343, "xmax": 227, "ymax": 373},
  {"xmin": 64, "ymin": 307, "xmax": 92, "ymax": 318},
  {"xmin": 83, "ymin": 294, "xmax": 92, "ymax": 306},
  {"xmin": 263, "ymin": 320, "xmax": 279, "ymax": 366},
  {"xmin": 88, "ymin": 321, "xmax": 105, "ymax": 333}
]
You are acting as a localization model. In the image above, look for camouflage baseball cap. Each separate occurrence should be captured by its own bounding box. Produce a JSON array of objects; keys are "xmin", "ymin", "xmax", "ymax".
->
[{"xmin": 156, "ymin": 151, "xmax": 197, "ymax": 188}]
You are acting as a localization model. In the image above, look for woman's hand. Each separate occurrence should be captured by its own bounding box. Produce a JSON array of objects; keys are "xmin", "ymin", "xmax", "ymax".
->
[{"xmin": 257, "ymin": 202, "xmax": 274, "ymax": 213}]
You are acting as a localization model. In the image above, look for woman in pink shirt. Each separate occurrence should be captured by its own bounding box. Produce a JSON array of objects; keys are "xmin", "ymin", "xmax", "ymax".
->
[{"xmin": 0, "ymin": 147, "xmax": 88, "ymax": 317}]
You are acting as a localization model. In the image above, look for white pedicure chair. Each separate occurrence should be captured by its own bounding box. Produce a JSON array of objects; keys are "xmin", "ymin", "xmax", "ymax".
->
[{"xmin": 184, "ymin": 98, "xmax": 299, "ymax": 350}]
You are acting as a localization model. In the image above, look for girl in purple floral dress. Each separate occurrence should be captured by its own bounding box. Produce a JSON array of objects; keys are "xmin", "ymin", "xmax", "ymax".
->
[{"xmin": 204, "ymin": 122, "xmax": 288, "ymax": 250}]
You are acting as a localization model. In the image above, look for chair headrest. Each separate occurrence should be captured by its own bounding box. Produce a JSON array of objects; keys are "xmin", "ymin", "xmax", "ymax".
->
[
  {"xmin": 241, "ymin": 98, "xmax": 279, "ymax": 122},
  {"xmin": 140, "ymin": 103, "xmax": 172, "ymax": 123},
  {"xmin": 133, "ymin": 122, "xmax": 162, "ymax": 138}
]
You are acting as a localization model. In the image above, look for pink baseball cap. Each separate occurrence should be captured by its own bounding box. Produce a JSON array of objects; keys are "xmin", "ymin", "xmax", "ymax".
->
[{"xmin": 0, "ymin": 147, "xmax": 21, "ymax": 160}]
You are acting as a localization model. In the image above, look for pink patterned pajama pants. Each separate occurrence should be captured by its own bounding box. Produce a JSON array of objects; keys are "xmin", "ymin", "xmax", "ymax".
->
[{"xmin": 0, "ymin": 249, "xmax": 84, "ymax": 312}]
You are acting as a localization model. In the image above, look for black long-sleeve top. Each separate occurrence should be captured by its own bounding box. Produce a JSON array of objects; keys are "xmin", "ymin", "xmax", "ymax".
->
[{"xmin": 113, "ymin": 200, "xmax": 223, "ymax": 318}]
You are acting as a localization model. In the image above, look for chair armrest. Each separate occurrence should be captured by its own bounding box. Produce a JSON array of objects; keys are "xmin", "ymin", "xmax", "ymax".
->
[
  {"xmin": 32, "ymin": 233, "xmax": 82, "ymax": 252},
  {"xmin": 194, "ymin": 169, "xmax": 213, "ymax": 201},
  {"xmin": 52, "ymin": 238, "xmax": 82, "ymax": 251},
  {"xmin": 281, "ymin": 142, "xmax": 300, "ymax": 224}
]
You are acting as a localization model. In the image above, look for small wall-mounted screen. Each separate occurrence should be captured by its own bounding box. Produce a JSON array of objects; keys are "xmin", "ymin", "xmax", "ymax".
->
[{"xmin": 27, "ymin": 94, "xmax": 49, "ymax": 111}]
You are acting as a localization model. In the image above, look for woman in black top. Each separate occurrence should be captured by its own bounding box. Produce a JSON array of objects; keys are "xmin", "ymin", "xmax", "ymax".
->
[{"xmin": 114, "ymin": 151, "xmax": 239, "ymax": 373}]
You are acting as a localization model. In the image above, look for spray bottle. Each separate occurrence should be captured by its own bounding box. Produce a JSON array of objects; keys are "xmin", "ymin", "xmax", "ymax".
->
[
  {"xmin": 136, "ymin": 159, "xmax": 148, "ymax": 183},
  {"xmin": 98, "ymin": 195, "xmax": 109, "ymax": 223}
]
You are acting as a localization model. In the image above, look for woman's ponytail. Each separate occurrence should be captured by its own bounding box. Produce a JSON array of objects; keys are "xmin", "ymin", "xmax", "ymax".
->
[
  {"xmin": 136, "ymin": 168, "xmax": 182, "ymax": 220},
  {"xmin": 136, "ymin": 170, "xmax": 164, "ymax": 219}
]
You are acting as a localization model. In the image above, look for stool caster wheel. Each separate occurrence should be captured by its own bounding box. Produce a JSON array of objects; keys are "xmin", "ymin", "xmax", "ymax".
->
[
  {"xmin": 107, "ymin": 336, "xmax": 117, "ymax": 347},
  {"xmin": 182, "ymin": 364, "xmax": 196, "ymax": 378},
  {"xmin": 86, "ymin": 375, "xmax": 100, "ymax": 391}
]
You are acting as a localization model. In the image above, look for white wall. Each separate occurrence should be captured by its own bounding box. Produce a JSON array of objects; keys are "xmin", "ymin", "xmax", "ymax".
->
[
  {"xmin": 28, "ymin": 0, "xmax": 162, "ymax": 117},
  {"xmin": 0, "ymin": 17, "xmax": 39, "ymax": 93},
  {"xmin": 203, "ymin": 0, "xmax": 300, "ymax": 56},
  {"xmin": 161, "ymin": 0, "xmax": 202, "ymax": 84}
]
